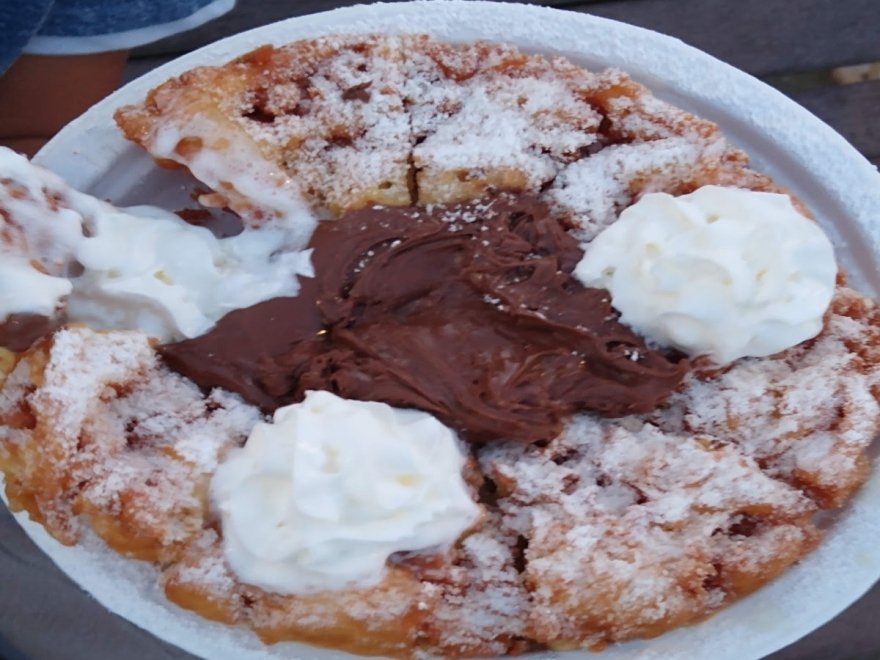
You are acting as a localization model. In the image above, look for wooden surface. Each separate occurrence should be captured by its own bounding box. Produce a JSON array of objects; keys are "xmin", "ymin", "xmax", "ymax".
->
[
  {"xmin": 0, "ymin": 506, "xmax": 189, "ymax": 660},
  {"xmin": 138, "ymin": 0, "xmax": 880, "ymax": 77},
  {"xmin": 3, "ymin": 1, "xmax": 880, "ymax": 659},
  {"xmin": 791, "ymin": 80, "xmax": 880, "ymax": 166}
]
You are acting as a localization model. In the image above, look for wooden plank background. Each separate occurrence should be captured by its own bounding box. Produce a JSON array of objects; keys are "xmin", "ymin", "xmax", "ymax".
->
[
  {"xmin": 792, "ymin": 80, "xmax": 880, "ymax": 166},
  {"xmin": 138, "ymin": 0, "xmax": 880, "ymax": 77}
]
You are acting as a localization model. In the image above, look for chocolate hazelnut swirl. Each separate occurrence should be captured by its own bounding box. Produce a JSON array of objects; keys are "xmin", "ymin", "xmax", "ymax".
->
[
  {"xmin": 0, "ymin": 313, "xmax": 60, "ymax": 352},
  {"xmin": 161, "ymin": 194, "xmax": 688, "ymax": 443}
]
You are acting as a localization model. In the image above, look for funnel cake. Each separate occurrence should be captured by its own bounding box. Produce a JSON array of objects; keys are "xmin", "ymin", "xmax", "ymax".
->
[
  {"xmin": 114, "ymin": 35, "xmax": 763, "ymax": 223},
  {"xmin": 1, "ymin": 34, "xmax": 879, "ymax": 658}
]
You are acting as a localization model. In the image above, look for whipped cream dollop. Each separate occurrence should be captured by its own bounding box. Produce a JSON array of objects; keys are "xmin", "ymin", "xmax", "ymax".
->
[
  {"xmin": 211, "ymin": 390, "xmax": 481, "ymax": 594},
  {"xmin": 0, "ymin": 147, "xmax": 314, "ymax": 342},
  {"xmin": 575, "ymin": 185, "xmax": 837, "ymax": 364}
]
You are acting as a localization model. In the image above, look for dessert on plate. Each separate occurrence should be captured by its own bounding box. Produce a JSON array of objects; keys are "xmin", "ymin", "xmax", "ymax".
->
[{"xmin": 1, "ymin": 33, "xmax": 878, "ymax": 658}]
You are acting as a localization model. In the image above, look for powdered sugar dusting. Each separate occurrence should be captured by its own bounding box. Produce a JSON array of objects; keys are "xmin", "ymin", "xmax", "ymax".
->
[
  {"xmin": 549, "ymin": 136, "xmax": 729, "ymax": 240},
  {"xmin": 481, "ymin": 415, "xmax": 817, "ymax": 647},
  {"xmin": 4, "ymin": 327, "xmax": 260, "ymax": 550},
  {"xmin": 650, "ymin": 288, "xmax": 880, "ymax": 508},
  {"xmin": 34, "ymin": 328, "xmax": 156, "ymax": 445},
  {"xmin": 422, "ymin": 522, "xmax": 530, "ymax": 656},
  {"xmin": 405, "ymin": 41, "xmax": 603, "ymax": 202}
]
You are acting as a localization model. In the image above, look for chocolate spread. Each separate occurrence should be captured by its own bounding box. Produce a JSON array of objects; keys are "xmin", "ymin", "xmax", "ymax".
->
[
  {"xmin": 161, "ymin": 194, "xmax": 688, "ymax": 443},
  {"xmin": 0, "ymin": 313, "xmax": 59, "ymax": 352}
]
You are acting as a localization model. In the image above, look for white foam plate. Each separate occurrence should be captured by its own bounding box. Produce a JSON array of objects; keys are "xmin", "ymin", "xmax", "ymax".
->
[{"xmin": 7, "ymin": 1, "xmax": 880, "ymax": 659}]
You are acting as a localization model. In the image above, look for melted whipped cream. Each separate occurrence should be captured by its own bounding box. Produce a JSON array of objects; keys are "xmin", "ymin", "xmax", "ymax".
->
[
  {"xmin": 211, "ymin": 390, "xmax": 481, "ymax": 594},
  {"xmin": 150, "ymin": 114, "xmax": 316, "ymax": 247},
  {"xmin": 68, "ymin": 205, "xmax": 313, "ymax": 341},
  {"xmin": 0, "ymin": 147, "xmax": 314, "ymax": 342},
  {"xmin": 575, "ymin": 185, "xmax": 837, "ymax": 364},
  {"xmin": 0, "ymin": 260, "xmax": 71, "ymax": 319},
  {"xmin": 0, "ymin": 148, "xmax": 83, "ymax": 320}
]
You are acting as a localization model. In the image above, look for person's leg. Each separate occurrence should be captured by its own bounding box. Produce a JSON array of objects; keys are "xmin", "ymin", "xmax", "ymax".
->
[{"xmin": 0, "ymin": 50, "xmax": 128, "ymax": 157}]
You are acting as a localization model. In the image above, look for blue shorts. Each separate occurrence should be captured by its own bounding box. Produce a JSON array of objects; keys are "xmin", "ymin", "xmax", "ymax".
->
[{"xmin": 0, "ymin": 0, "xmax": 234, "ymax": 74}]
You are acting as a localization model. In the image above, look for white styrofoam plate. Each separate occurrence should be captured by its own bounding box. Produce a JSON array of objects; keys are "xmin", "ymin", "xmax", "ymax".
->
[{"xmin": 6, "ymin": 1, "xmax": 880, "ymax": 659}]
